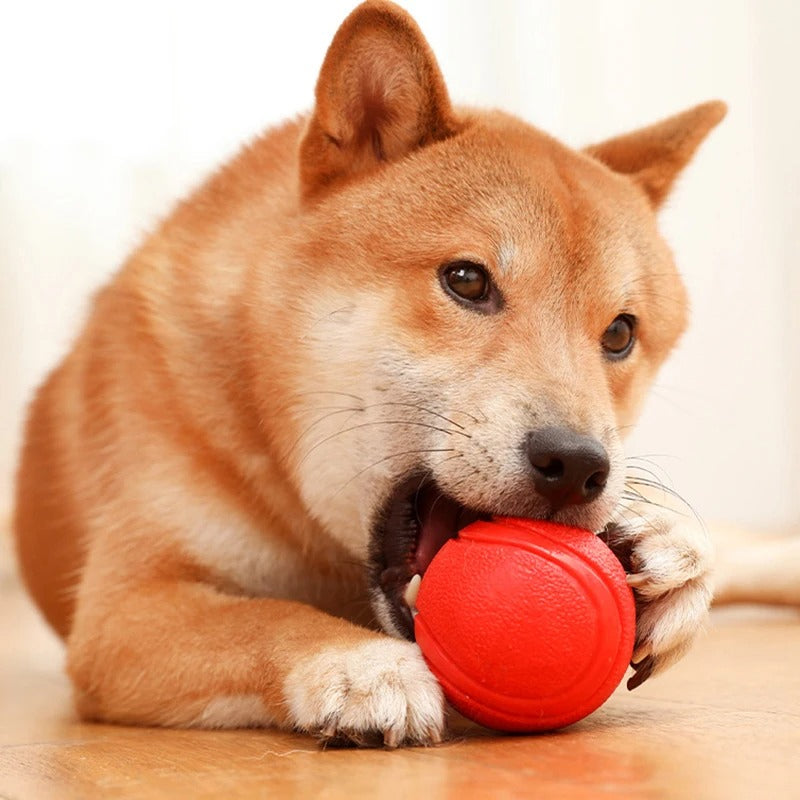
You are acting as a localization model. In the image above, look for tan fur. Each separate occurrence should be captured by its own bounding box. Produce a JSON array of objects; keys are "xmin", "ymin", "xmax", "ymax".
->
[
  {"xmin": 713, "ymin": 524, "xmax": 800, "ymax": 607},
  {"xmin": 13, "ymin": 1, "xmax": 726, "ymax": 745}
]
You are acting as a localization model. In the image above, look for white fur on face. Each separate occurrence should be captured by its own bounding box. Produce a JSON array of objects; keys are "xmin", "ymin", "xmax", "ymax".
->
[
  {"xmin": 496, "ymin": 239, "xmax": 517, "ymax": 276},
  {"xmin": 292, "ymin": 286, "xmax": 628, "ymax": 569},
  {"xmin": 291, "ymin": 290, "xmax": 428, "ymax": 560},
  {"xmin": 419, "ymin": 353, "xmax": 626, "ymax": 532}
]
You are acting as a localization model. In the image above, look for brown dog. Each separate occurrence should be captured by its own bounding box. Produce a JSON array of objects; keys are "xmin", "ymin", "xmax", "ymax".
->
[{"xmin": 14, "ymin": 1, "xmax": 726, "ymax": 746}]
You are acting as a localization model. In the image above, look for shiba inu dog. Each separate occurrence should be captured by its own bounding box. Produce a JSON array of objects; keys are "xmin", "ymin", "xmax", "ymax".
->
[{"xmin": 14, "ymin": 1, "xmax": 727, "ymax": 746}]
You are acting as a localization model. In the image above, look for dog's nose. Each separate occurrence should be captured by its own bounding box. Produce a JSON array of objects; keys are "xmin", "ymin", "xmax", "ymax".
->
[{"xmin": 526, "ymin": 427, "xmax": 610, "ymax": 510}]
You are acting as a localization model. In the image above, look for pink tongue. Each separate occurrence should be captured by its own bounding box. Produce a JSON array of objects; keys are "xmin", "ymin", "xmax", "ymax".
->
[{"xmin": 414, "ymin": 489, "xmax": 464, "ymax": 574}]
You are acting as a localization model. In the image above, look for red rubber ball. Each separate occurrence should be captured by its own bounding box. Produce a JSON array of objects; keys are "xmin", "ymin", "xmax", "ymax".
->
[{"xmin": 414, "ymin": 517, "xmax": 635, "ymax": 732}]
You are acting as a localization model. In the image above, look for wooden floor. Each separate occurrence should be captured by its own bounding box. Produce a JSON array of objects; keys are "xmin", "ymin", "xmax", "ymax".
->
[{"xmin": 2, "ymin": 571, "xmax": 799, "ymax": 800}]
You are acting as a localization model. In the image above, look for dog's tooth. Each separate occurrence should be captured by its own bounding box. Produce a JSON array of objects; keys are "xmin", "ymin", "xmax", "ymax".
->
[{"xmin": 403, "ymin": 574, "xmax": 422, "ymax": 610}]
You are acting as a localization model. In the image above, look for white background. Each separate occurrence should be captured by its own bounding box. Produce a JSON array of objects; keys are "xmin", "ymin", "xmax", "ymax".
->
[{"xmin": 1, "ymin": 1, "xmax": 798, "ymax": 531}]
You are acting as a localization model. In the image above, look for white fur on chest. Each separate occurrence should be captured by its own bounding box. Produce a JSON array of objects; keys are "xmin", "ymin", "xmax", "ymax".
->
[
  {"xmin": 132, "ymin": 470, "xmax": 357, "ymax": 611},
  {"xmin": 178, "ymin": 499, "xmax": 313, "ymax": 599}
]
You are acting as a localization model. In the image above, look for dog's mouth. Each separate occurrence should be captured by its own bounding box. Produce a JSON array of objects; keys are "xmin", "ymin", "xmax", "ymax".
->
[{"xmin": 370, "ymin": 476, "xmax": 490, "ymax": 640}]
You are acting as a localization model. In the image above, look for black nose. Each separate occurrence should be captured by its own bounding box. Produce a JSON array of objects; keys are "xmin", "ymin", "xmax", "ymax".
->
[{"xmin": 526, "ymin": 427, "xmax": 610, "ymax": 510}]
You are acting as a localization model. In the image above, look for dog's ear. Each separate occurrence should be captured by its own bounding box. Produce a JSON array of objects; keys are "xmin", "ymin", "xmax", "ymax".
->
[
  {"xmin": 585, "ymin": 101, "xmax": 727, "ymax": 208},
  {"xmin": 299, "ymin": 1, "xmax": 459, "ymax": 199}
]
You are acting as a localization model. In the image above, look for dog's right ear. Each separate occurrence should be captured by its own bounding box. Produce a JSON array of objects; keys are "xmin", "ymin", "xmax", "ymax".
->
[
  {"xmin": 299, "ymin": 1, "xmax": 460, "ymax": 200},
  {"xmin": 585, "ymin": 101, "xmax": 727, "ymax": 209}
]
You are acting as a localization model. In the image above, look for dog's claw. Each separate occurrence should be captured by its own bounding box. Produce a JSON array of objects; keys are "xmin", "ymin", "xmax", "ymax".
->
[
  {"xmin": 627, "ymin": 654, "xmax": 656, "ymax": 690},
  {"xmin": 383, "ymin": 727, "xmax": 401, "ymax": 748},
  {"xmin": 631, "ymin": 642, "xmax": 652, "ymax": 664},
  {"xmin": 319, "ymin": 722, "xmax": 337, "ymax": 739},
  {"xmin": 424, "ymin": 724, "xmax": 443, "ymax": 745},
  {"xmin": 626, "ymin": 572, "xmax": 648, "ymax": 588},
  {"xmin": 319, "ymin": 725, "xmax": 434, "ymax": 749}
]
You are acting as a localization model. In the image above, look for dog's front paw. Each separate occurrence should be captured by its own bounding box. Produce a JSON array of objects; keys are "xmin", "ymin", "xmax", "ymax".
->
[
  {"xmin": 604, "ymin": 513, "xmax": 713, "ymax": 689},
  {"xmin": 283, "ymin": 638, "xmax": 445, "ymax": 747}
]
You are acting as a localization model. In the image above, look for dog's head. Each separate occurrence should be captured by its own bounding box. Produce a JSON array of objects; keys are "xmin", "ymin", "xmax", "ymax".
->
[{"xmin": 269, "ymin": 1, "xmax": 724, "ymax": 636}]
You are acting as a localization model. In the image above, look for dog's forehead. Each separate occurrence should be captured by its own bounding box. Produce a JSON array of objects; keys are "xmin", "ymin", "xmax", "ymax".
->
[
  {"xmin": 473, "ymin": 120, "xmax": 642, "ymax": 220},
  {"xmin": 317, "ymin": 112, "xmax": 659, "ymax": 287},
  {"xmin": 430, "ymin": 119, "xmax": 651, "ymax": 279},
  {"xmin": 397, "ymin": 117, "xmax": 641, "ymax": 238}
]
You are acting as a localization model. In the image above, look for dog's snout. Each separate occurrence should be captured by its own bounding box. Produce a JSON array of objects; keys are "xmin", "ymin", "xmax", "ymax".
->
[{"xmin": 526, "ymin": 427, "xmax": 610, "ymax": 510}]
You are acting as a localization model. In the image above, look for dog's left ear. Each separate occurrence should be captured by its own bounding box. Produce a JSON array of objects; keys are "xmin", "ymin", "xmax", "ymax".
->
[
  {"xmin": 299, "ymin": 1, "xmax": 460, "ymax": 199},
  {"xmin": 585, "ymin": 101, "xmax": 727, "ymax": 208}
]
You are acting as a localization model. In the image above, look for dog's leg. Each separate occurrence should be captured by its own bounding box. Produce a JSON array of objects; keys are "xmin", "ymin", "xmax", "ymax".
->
[
  {"xmin": 602, "ymin": 503, "xmax": 714, "ymax": 688},
  {"xmin": 713, "ymin": 524, "xmax": 800, "ymax": 606},
  {"xmin": 66, "ymin": 553, "xmax": 444, "ymax": 747}
]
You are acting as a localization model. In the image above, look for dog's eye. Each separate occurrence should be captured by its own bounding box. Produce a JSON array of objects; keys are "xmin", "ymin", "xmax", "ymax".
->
[
  {"xmin": 440, "ymin": 259, "xmax": 495, "ymax": 302},
  {"xmin": 602, "ymin": 314, "xmax": 636, "ymax": 359},
  {"xmin": 439, "ymin": 260, "xmax": 504, "ymax": 313}
]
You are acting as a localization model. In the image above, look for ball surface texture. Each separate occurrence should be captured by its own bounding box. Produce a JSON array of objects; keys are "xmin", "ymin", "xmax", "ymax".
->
[{"xmin": 414, "ymin": 517, "xmax": 635, "ymax": 732}]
